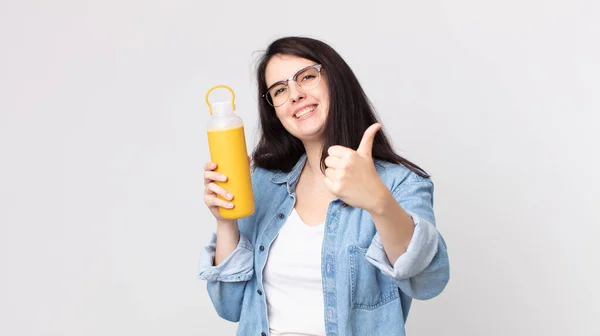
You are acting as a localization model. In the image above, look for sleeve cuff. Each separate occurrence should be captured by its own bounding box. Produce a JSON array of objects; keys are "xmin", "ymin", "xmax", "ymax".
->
[
  {"xmin": 198, "ymin": 233, "xmax": 254, "ymax": 282},
  {"xmin": 365, "ymin": 213, "xmax": 439, "ymax": 280}
]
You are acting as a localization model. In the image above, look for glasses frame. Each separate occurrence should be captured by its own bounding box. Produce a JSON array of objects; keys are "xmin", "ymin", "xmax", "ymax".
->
[{"xmin": 262, "ymin": 64, "xmax": 323, "ymax": 107}]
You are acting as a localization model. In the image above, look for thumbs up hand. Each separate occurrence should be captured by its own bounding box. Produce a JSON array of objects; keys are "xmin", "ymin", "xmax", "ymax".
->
[{"xmin": 323, "ymin": 123, "xmax": 389, "ymax": 211}]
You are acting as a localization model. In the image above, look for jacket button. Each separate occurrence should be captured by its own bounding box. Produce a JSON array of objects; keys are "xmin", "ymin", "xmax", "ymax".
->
[
  {"xmin": 261, "ymin": 333, "xmax": 267, "ymax": 336},
  {"xmin": 257, "ymin": 289, "xmax": 263, "ymax": 295},
  {"xmin": 259, "ymin": 245, "xmax": 265, "ymax": 251},
  {"xmin": 278, "ymin": 213, "xmax": 284, "ymax": 219}
]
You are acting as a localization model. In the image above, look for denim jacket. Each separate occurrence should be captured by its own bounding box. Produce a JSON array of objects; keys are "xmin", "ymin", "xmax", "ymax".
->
[{"xmin": 199, "ymin": 154, "xmax": 450, "ymax": 336}]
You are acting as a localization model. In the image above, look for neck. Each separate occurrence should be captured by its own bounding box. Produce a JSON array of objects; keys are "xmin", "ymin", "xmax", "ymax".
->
[{"xmin": 302, "ymin": 139, "xmax": 325, "ymax": 177}]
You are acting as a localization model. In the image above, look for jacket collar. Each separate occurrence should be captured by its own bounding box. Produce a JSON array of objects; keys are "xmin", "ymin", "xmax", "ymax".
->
[{"xmin": 269, "ymin": 153, "xmax": 307, "ymax": 195}]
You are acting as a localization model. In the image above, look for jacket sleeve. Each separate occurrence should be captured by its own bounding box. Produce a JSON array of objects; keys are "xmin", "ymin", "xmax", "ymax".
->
[
  {"xmin": 198, "ymin": 222, "xmax": 254, "ymax": 322},
  {"xmin": 365, "ymin": 175, "xmax": 450, "ymax": 300},
  {"xmin": 198, "ymin": 168, "xmax": 265, "ymax": 321}
]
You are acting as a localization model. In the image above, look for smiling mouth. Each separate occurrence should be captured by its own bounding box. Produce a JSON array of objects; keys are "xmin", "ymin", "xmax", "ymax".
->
[{"xmin": 294, "ymin": 105, "xmax": 316, "ymax": 119}]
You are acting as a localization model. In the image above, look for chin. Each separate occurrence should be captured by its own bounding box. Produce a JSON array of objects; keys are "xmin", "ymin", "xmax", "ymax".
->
[{"xmin": 296, "ymin": 130, "xmax": 325, "ymax": 142}]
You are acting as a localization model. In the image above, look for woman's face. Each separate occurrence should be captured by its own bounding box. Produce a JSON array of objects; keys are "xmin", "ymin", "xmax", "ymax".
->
[{"xmin": 264, "ymin": 54, "xmax": 330, "ymax": 143}]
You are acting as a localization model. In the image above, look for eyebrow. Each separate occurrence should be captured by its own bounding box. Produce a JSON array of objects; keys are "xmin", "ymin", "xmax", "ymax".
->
[
  {"xmin": 266, "ymin": 64, "xmax": 317, "ymax": 91},
  {"xmin": 265, "ymin": 79, "xmax": 286, "ymax": 91}
]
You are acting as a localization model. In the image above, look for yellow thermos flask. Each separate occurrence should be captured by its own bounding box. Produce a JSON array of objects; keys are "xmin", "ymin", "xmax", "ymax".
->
[{"xmin": 205, "ymin": 85, "xmax": 255, "ymax": 219}]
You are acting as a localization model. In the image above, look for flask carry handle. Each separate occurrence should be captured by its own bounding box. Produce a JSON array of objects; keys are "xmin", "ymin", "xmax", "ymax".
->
[{"xmin": 205, "ymin": 85, "xmax": 236, "ymax": 115}]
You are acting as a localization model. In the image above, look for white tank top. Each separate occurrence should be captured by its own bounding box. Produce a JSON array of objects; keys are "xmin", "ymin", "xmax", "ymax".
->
[{"xmin": 262, "ymin": 208, "xmax": 326, "ymax": 336}]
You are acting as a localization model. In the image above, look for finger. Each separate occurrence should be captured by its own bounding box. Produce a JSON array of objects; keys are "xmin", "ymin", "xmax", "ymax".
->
[
  {"xmin": 204, "ymin": 162, "xmax": 217, "ymax": 171},
  {"xmin": 204, "ymin": 171, "xmax": 228, "ymax": 185},
  {"xmin": 325, "ymin": 155, "xmax": 344, "ymax": 169},
  {"xmin": 204, "ymin": 185, "xmax": 215, "ymax": 196},
  {"xmin": 323, "ymin": 176, "xmax": 335, "ymax": 194},
  {"xmin": 327, "ymin": 145, "xmax": 353, "ymax": 159},
  {"xmin": 357, "ymin": 123, "xmax": 382, "ymax": 157},
  {"xmin": 205, "ymin": 194, "xmax": 234, "ymax": 209},
  {"xmin": 206, "ymin": 182, "xmax": 233, "ymax": 201},
  {"xmin": 324, "ymin": 167, "xmax": 337, "ymax": 180}
]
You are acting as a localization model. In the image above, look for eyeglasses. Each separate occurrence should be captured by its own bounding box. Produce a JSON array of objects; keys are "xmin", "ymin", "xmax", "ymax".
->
[{"xmin": 262, "ymin": 64, "xmax": 323, "ymax": 107}]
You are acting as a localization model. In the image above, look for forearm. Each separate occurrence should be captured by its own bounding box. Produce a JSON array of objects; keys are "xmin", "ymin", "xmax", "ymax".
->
[
  {"xmin": 367, "ymin": 186, "xmax": 415, "ymax": 264},
  {"xmin": 214, "ymin": 220, "xmax": 240, "ymax": 266}
]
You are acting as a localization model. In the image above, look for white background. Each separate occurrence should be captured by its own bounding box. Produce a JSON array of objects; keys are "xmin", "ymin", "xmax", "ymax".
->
[{"xmin": 1, "ymin": 0, "xmax": 599, "ymax": 335}]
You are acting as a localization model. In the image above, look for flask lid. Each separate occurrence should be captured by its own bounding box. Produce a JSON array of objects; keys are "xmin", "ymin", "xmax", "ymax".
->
[
  {"xmin": 210, "ymin": 101, "xmax": 233, "ymax": 115},
  {"xmin": 205, "ymin": 85, "xmax": 236, "ymax": 115}
]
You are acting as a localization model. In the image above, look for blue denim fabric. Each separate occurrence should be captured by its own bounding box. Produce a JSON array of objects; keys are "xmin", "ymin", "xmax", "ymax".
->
[{"xmin": 199, "ymin": 154, "xmax": 450, "ymax": 335}]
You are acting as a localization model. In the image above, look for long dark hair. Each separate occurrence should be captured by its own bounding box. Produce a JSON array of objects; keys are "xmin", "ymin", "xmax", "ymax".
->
[{"xmin": 252, "ymin": 36, "xmax": 429, "ymax": 178}]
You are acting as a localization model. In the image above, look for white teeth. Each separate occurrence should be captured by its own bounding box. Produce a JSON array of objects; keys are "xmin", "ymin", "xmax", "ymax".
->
[{"xmin": 295, "ymin": 106, "xmax": 315, "ymax": 119}]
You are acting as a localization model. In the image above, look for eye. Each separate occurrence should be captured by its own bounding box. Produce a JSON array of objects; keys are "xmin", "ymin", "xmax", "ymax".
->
[
  {"xmin": 274, "ymin": 87, "xmax": 287, "ymax": 96},
  {"xmin": 301, "ymin": 74, "xmax": 316, "ymax": 81}
]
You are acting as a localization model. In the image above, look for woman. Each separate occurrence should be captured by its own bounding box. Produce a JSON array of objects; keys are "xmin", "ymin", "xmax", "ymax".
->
[{"xmin": 199, "ymin": 36, "xmax": 449, "ymax": 336}]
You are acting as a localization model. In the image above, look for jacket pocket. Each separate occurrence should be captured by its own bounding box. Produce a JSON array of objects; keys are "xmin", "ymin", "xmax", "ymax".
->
[{"xmin": 349, "ymin": 245, "xmax": 399, "ymax": 310}]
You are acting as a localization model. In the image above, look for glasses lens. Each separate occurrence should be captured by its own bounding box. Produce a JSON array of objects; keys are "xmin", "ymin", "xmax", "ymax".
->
[
  {"xmin": 297, "ymin": 67, "xmax": 320, "ymax": 91},
  {"xmin": 267, "ymin": 83, "xmax": 288, "ymax": 107}
]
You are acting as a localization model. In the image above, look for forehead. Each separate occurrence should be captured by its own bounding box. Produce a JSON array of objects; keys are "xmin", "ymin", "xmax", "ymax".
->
[{"xmin": 265, "ymin": 54, "xmax": 315, "ymax": 88}]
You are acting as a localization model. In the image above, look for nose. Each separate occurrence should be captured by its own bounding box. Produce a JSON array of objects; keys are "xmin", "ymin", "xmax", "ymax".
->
[{"xmin": 287, "ymin": 81, "xmax": 305, "ymax": 103}]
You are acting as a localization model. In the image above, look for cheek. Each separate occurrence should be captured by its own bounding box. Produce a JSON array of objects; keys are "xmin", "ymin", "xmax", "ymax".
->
[
  {"xmin": 274, "ymin": 110, "xmax": 293, "ymax": 129},
  {"xmin": 318, "ymin": 91, "xmax": 330, "ymax": 113},
  {"xmin": 316, "ymin": 85, "xmax": 330, "ymax": 107},
  {"xmin": 275, "ymin": 109, "xmax": 288, "ymax": 122},
  {"xmin": 273, "ymin": 106, "xmax": 284, "ymax": 117}
]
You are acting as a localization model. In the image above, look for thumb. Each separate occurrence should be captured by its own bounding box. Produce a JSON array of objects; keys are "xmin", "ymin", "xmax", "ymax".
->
[{"xmin": 357, "ymin": 123, "xmax": 382, "ymax": 157}]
